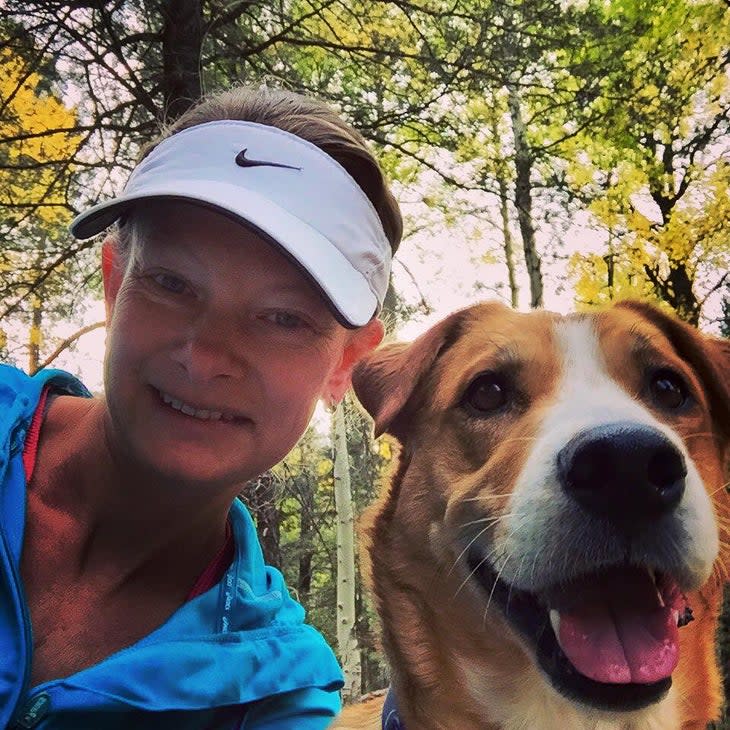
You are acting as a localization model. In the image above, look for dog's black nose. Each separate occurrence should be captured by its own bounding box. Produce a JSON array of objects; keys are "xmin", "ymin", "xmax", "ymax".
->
[{"xmin": 557, "ymin": 422, "xmax": 686, "ymax": 526}]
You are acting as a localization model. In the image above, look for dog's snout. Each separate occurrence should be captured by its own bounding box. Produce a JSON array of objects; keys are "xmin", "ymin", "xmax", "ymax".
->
[{"xmin": 557, "ymin": 422, "xmax": 687, "ymax": 526}]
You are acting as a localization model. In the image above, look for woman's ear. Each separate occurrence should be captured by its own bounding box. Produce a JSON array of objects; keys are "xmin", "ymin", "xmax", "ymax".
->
[
  {"xmin": 101, "ymin": 236, "xmax": 124, "ymax": 324},
  {"xmin": 324, "ymin": 318, "xmax": 385, "ymax": 406}
]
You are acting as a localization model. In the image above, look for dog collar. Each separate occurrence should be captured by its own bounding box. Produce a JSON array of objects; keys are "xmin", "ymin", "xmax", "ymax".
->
[{"xmin": 382, "ymin": 687, "xmax": 404, "ymax": 729}]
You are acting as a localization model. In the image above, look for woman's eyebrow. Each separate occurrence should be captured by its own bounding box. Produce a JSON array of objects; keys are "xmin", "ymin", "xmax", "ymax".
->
[{"xmin": 134, "ymin": 240, "xmax": 209, "ymax": 272}]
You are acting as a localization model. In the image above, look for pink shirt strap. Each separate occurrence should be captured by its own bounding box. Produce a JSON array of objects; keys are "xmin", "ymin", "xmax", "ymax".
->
[
  {"xmin": 185, "ymin": 520, "xmax": 235, "ymax": 600},
  {"xmin": 22, "ymin": 386, "xmax": 49, "ymax": 482}
]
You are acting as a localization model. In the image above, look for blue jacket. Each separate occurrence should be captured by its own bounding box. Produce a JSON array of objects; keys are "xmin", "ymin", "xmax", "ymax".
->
[{"xmin": 0, "ymin": 364, "xmax": 344, "ymax": 729}]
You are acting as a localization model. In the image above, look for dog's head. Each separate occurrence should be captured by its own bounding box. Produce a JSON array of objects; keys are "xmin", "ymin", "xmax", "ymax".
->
[{"xmin": 353, "ymin": 300, "xmax": 729, "ymax": 715}]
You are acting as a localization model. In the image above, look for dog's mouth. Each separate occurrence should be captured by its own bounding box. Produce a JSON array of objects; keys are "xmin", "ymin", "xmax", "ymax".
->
[{"xmin": 466, "ymin": 548, "xmax": 694, "ymax": 711}]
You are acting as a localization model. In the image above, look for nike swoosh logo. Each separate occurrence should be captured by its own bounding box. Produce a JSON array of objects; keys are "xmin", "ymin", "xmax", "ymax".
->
[{"xmin": 235, "ymin": 149, "xmax": 301, "ymax": 170}]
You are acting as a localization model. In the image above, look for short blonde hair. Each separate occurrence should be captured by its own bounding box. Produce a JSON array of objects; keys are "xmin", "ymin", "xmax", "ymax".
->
[{"xmin": 134, "ymin": 85, "xmax": 402, "ymax": 255}]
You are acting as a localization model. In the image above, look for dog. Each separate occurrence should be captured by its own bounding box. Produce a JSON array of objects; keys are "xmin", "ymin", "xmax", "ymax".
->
[{"xmin": 332, "ymin": 300, "xmax": 730, "ymax": 730}]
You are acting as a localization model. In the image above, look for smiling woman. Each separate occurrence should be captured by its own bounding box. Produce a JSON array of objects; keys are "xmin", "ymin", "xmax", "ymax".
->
[
  {"xmin": 102, "ymin": 201, "xmax": 373, "ymax": 489},
  {"xmin": 0, "ymin": 84, "xmax": 402, "ymax": 730}
]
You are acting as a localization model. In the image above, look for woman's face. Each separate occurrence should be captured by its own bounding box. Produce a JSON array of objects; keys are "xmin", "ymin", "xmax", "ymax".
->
[{"xmin": 102, "ymin": 201, "xmax": 383, "ymax": 489}]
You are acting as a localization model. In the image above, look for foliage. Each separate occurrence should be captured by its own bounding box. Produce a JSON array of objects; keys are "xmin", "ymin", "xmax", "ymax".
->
[
  {"xmin": 0, "ymin": 47, "xmax": 79, "ymax": 229},
  {"xmin": 0, "ymin": 34, "xmax": 99, "ymax": 372},
  {"xmin": 562, "ymin": 0, "xmax": 730, "ymax": 324}
]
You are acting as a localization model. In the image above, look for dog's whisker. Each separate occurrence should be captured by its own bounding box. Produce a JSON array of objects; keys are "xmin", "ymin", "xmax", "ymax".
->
[
  {"xmin": 676, "ymin": 431, "xmax": 714, "ymax": 441},
  {"xmin": 707, "ymin": 480, "xmax": 730, "ymax": 497},
  {"xmin": 483, "ymin": 553, "xmax": 511, "ymax": 623},
  {"xmin": 481, "ymin": 515, "xmax": 531, "ymax": 618},
  {"xmin": 495, "ymin": 436, "xmax": 538, "ymax": 445},
  {"xmin": 448, "ymin": 523, "xmax": 494, "ymax": 583},
  {"xmin": 506, "ymin": 553, "xmax": 528, "ymax": 616},
  {"xmin": 452, "ymin": 546, "xmax": 493, "ymax": 601},
  {"xmin": 450, "ymin": 511, "xmax": 521, "ymax": 587},
  {"xmin": 529, "ymin": 549, "xmax": 541, "ymax": 587},
  {"xmin": 461, "ymin": 493, "xmax": 514, "ymax": 503},
  {"xmin": 450, "ymin": 534, "xmax": 512, "ymax": 602},
  {"xmin": 457, "ymin": 513, "xmax": 514, "ymax": 530},
  {"xmin": 544, "ymin": 540, "xmax": 562, "ymax": 586}
]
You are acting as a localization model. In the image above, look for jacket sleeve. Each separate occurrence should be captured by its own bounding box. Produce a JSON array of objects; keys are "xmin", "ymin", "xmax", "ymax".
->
[{"xmin": 241, "ymin": 687, "xmax": 341, "ymax": 729}]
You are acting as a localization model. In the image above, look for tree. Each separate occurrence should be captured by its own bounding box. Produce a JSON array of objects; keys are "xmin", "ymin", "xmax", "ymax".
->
[
  {"xmin": 332, "ymin": 399, "xmax": 361, "ymax": 702},
  {"xmin": 563, "ymin": 0, "xmax": 730, "ymax": 325},
  {"xmin": 720, "ymin": 292, "xmax": 730, "ymax": 338},
  {"xmin": 0, "ymin": 44, "xmax": 79, "ymax": 231},
  {"xmin": 1, "ymin": 2, "xmax": 204, "ymax": 372},
  {"xmin": 244, "ymin": 472, "xmax": 283, "ymax": 570},
  {"xmin": 0, "ymin": 36, "xmax": 101, "ymax": 372}
]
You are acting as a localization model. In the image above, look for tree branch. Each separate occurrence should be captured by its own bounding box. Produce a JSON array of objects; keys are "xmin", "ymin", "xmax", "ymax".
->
[{"xmin": 35, "ymin": 320, "xmax": 106, "ymax": 373}]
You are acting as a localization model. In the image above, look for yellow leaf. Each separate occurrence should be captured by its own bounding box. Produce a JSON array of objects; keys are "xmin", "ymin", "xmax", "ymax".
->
[{"xmin": 29, "ymin": 325, "xmax": 43, "ymax": 347}]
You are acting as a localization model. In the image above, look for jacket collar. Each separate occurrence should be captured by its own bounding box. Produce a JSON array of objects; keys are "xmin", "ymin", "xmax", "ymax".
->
[{"xmin": 38, "ymin": 501, "xmax": 343, "ymax": 711}]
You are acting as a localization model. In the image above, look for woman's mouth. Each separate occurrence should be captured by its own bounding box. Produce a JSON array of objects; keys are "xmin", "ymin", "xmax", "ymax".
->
[{"xmin": 156, "ymin": 388, "xmax": 241, "ymax": 423}]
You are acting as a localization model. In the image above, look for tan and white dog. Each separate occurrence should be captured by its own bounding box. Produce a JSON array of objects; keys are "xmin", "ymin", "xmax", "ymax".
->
[{"xmin": 333, "ymin": 300, "xmax": 730, "ymax": 730}]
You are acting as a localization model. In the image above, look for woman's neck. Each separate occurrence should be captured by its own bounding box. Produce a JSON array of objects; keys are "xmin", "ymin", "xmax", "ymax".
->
[{"xmin": 29, "ymin": 394, "xmax": 232, "ymax": 587}]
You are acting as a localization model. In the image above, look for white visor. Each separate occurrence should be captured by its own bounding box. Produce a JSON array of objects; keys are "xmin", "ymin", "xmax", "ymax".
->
[{"xmin": 70, "ymin": 120, "xmax": 392, "ymax": 327}]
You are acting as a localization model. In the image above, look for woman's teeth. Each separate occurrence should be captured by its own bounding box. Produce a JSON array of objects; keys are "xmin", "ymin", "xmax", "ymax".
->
[{"xmin": 159, "ymin": 391, "xmax": 235, "ymax": 422}]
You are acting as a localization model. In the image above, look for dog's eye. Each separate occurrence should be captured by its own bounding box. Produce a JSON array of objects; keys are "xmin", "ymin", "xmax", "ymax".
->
[
  {"xmin": 649, "ymin": 368, "xmax": 689, "ymax": 410},
  {"xmin": 463, "ymin": 372, "xmax": 510, "ymax": 413}
]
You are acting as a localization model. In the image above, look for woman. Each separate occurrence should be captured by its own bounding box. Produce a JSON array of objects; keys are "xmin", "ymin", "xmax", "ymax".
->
[{"xmin": 0, "ymin": 85, "xmax": 402, "ymax": 729}]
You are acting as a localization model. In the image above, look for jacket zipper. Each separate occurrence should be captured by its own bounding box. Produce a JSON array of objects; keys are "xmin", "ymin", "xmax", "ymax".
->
[
  {"xmin": 0, "ymin": 523, "xmax": 33, "ymax": 727},
  {"xmin": 0, "ymin": 425, "xmax": 34, "ymax": 727}
]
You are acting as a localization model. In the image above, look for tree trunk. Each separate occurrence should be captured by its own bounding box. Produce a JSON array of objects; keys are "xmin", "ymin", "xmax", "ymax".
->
[
  {"xmin": 332, "ymin": 401, "xmax": 362, "ymax": 702},
  {"xmin": 488, "ymin": 99, "xmax": 519, "ymax": 309},
  {"xmin": 665, "ymin": 261, "xmax": 700, "ymax": 326},
  {"xmin": 644, "ymin": 145, "xmax": 700, "ymax": 325},
  {"xmin": 28, "ymin": 295, "xmax": 43, "ymax": 375},
  {"xmin": 297, "ymin": 475, "xmax": 315, "ymax": 604},
  {"xmin": 381, "ymin": 275, "xmax": 399, "ymax": 335},
  {"xmin": 244, "ymin": 473, "xmax": 282, "ymax": 570},
  {"xmin": 643, "ymin": 259, "xmax": 700, "ymax": 325},
  {"xmin": 497, "ymin": 175, "xmax": 519, "ymax": 309},
  {"xmin": 508, "ymin": 82, "xmax": 543, "ymax": 309},
  {"xmin": 161, "ymin": 0, "xmax": 204, "ymax": 123}
]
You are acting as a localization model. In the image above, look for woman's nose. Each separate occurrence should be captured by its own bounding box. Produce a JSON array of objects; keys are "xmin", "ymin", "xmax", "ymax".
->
[{"xmin": 169, "ymin": 315, "xmax": 244, "ymax": 383}]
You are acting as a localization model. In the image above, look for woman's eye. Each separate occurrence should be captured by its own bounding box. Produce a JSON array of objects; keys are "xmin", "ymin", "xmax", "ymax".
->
[
  {"xmin": 268, "ymin": 311, "xmax": 309, "ymax": 330},
  {"xmin": 649, "ymin": 368, "xmax": 689, "ymax": 410},
  {"xmin": 462, "ymin": 372, "xmax": 511, "ymax": 414},
  {"xmin": 152, "ymin": 273, "xmax": 187, "ymax": 294}
]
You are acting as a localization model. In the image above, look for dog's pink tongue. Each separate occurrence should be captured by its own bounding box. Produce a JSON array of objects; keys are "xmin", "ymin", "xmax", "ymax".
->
[{"xmin": 553, "ymin": 569, "xmax": 680, "ymax": 685}]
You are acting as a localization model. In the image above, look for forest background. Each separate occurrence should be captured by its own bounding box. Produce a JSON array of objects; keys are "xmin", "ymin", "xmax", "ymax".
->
[{"xmin": 1, "ymin": 0, "xmax": 728, "ymax": 724}]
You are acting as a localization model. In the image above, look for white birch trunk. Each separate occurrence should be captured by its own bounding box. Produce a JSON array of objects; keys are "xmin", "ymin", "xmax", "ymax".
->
[
  {"xmin": 508, "ymin": 80, "xmax": 544, "ymax": 309},
  {"xmin": 332, "ymin": 400, "xmax": 362, "ymax": 702}
]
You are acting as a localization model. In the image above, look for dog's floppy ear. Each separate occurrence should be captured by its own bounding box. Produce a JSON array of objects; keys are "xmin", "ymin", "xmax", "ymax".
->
[
  {"xmin": 617, "ymin": 300, "xmax": 730, "ymax": 439},
  {"xmin": 352, "ymin": 310, "xmax": 466, "ymax": 440}
]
